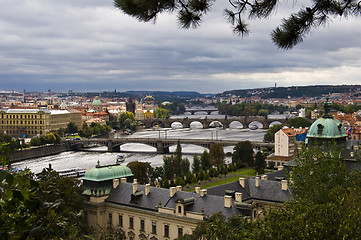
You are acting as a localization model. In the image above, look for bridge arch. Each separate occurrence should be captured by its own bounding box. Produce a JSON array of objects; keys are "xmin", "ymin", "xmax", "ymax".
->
[
  {"xmin": 190, "ymin": 121, "xmax": 203, "ymax": 129},
  {"xmin": 171, "ymin": 121, "xmax": 183, "ymax": 129},
  {"xmin": 209, "ymin": 121, "xmax": 223, "ymax": 128},
  {"xmin": 269, "ymin": 121, "xmax": 283, "ymax": 127},
  {"xmin": 248, "ymin": 121, "xmax": 264, "ymax": 129},
  {"xmin": 229, "ymin": 121, "xmax": 244, "ymax": 129}
]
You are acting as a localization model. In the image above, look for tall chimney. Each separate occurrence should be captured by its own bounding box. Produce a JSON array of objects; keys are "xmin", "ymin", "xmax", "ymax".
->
[
  {"xmin": 132, "ymin": 179, "xmax": 138, "ymax": 194},
  {"xmin": 176, "ymin": 185, "xmax": 182, "ymax": 192},
  {"xmin": 239, "ymin": 177, "xmax": 245, "ymax": 188},
  {"xmin": 200, "ymin": 189, "xmax": 207, "ymax": 197},
  {"xmin": 121, "ymin": 177, "xmax": 127, "ymax": 183},
  {"xmin": 235, "ymin": 192, "xmax": 242, "ymax": 203},
  {"xmin": 224, "ymin": 195, "xmax": 232, "ymax": 208},
  {"xmin": 145, "ymin": 184, "xmax": 150, "ymax": 196},
  {"xmin": 282, "ymin": 180, "xmax": 288, "ymax": 191},
  {"xmin": 255, "ymin": 177, "xmax": 260, "ymax": 188},
  {"xmin": 195, "ymin": 187, "xmax": 200, "ymax": 194},
  {"xmin": 113, "ymin": 178, "xmax": 119, "ymax": 189},
  {"xmin": 261, "ymin": 175, "xmax": 267, "ymax": 180},
  {"xmin": 170, "ymin": 187, "xmax": 177, "ymax": 197},
  {"xmin": 277, "ymin": 165, "xmax": 284, "ymax": 171}
]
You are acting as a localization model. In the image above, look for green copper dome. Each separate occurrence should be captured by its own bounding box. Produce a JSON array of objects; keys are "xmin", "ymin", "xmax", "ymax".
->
[
  {"xmin": 92, "ymin": 97, "xmax": 102, "ymax": 106},
  {"xmin": 307, "ymin": 99, "xmax": 347, "ymax": 139},
  {"xmin": 83, "ymin": 162, "xmax": 133, "ymax": 182},
  {"xmin": 307, "ymin": 117, "xmax": 347, "ymax": 139}
]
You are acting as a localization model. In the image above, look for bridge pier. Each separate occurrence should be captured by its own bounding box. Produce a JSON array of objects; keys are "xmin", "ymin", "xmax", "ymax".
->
[
  {"xmin": 108, "ymin": 140, "xmax": 120, "ymax": 152},
  {"xmin": 156, "ymin": 141, "xmax": 169, "ymax": 154}
]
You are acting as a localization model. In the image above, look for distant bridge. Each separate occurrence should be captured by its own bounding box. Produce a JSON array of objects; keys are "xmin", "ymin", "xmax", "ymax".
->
[
  {"xmin": 65, "ymin": 138, "xmax": 273, "ymax": 154},
  {"xmin": 139, "ymin": 116, "xmax": 288, "ymax": 129},
  {"xmin": 184, "ymin": 107, "xmax": 218, "ymax": 115}
]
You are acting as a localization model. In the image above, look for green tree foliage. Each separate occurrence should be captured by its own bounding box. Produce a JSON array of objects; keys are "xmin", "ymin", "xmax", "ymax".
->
[
  {"xmin": 106, "ymin": 109, "xmax": 119, "ymax": 129},
  {"xmin": 257, "ymin": 109, "xmax": 269, "ymax": 116},
  {"xmin": 30, "ymin": 132, "xmax": 62, "ymax": 147},
  {"xmin": 66, "ymin": 122, "xmax": 78, "ymax": 134},
  {"xmin": 0, "ymin": 143, "xmax": 11, "ymax": 168},
  {"xmin": 119, "ymin": 111, "xmax": 137, "ymax": 131},
  {"xmin": 209, "ymin": 143, "xmax": 225, "ymax": 167},
  {"xmin": 218, "ymin": 102, "xmax": 288, "ymax": 117},
  {"xmin": 200, "ymin": 150, "xmax": 212, "ymax": 170},
  {"xmin": 180, "ymin": 144, "xmax": 361, "ymax": 240},
  {"xmin": 155, "ymin": 107, "xmax": 170, "ymax": 119},
  {"xmin": 289, "ymin": 117, "xmax": 312, "ymax": 128},
  {"xmin": 127, "ymin": 161, "xmax": 153, "ymax": 184},
  {"xmin": 263, "ymin": 124, "xmax": 283, "ymax": 142},
  {"xmin": 160, "ymin": 101, "xmax": 185, "ymax": 115},
  {"xmin": 232, "ymin": 141, "xmax": 254, "ymax": 167},
  {"xmin": 163, "ymin": 155, "xmax": 175, "ymax": 180},
  {"xmin": 192, "ymin": 154, "xmax": 201, "ymax": 173},
  {"xmin": 180, "ymin": 212, "xmax": 251, "ymax": 240},
  {"xmin": 0, "ymin": 166, "xmax": 89, "ymax": 240},
  {"xmin": 254, "ymin": 151, "xmax": 266, "ymax": 174},
  {"xmin": 79, "ymin": 123, "xmax": 112, "ymax": 138},
  {"xmin": 115, "ymin": 0, "xmax": 361, "ymax": 49}
]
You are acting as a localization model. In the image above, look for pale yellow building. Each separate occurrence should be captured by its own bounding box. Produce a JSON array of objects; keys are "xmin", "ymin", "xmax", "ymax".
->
[{"xmin": 0, "ymin": 108, "xmax": 81, "ymax": 137}]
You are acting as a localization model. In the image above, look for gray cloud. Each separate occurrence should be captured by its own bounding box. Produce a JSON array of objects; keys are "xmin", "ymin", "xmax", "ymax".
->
[{"xmin": 0, "ymin": 0, "xmax": 360, "ymax": 93}]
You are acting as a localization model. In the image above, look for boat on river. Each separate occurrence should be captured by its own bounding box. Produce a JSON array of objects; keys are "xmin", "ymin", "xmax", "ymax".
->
[
  {"xmin": 58, "ymin": 169, "xmax": 86, "ymax": 178},
  {"xmin": 116, "ymin": 154, "xmax": 125, "ymax": 163}
]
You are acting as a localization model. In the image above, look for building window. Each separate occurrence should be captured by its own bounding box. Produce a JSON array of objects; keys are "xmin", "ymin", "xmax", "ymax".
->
[
  {"xmin": 178, "ymin": 206, "xmax": 182, "ymax": 214},
  {"xmin": 152, "ymin": 222, "xmax": 157, "ymax": 234},
  {"xmin": 129, "ymin": 217, "xmax": 134, "ymax": 229},
  {"xmin": 164, "ymin": 225, "xmax": 169, "ymax": 238},
  {"xmin": 140, "ymin": 219, "xmax": 145, "ymax": 232},
  {"xmin": 178, "ymin": 227, "xmax": 183, "ymax": 237},
  {"xmin": 118, "ymin": 215, "xmax": 123, "ymax": 227},
  {"xmin": 108, "ymin": 213, "xmax": 112, "ymax": 226}
]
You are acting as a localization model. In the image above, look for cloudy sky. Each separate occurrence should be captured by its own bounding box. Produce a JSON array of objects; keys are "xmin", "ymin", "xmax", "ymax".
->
[{"xmin": 0, "ymin": 0, "xmax": 360, "ymax": 94}]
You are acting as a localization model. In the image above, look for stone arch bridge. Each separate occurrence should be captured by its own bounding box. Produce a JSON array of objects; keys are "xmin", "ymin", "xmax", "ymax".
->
[
  {"xmin": 65, "ymin": 138, "xmax": 273, "ymax": 154},
  {"xmin": 139, "ymin": 116, "xmax": 288, "ymax": 129}
]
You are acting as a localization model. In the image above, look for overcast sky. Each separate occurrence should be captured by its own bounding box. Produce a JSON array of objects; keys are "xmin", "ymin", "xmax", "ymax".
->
[{"xmin": 0, "ymin": 0, "xmax": 360, "ymax": 94}]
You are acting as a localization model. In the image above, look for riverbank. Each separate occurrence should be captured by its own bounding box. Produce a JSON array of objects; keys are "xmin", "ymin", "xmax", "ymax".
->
[{"xmin": 9, "ymin": 144, "xmax": 69, "ymax": 163}]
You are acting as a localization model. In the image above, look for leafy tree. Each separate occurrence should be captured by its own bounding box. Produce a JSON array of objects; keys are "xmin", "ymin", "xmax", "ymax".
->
[
  {"xmin": 267, "ymin": 161, "xmax": 275, "ymax": 169},
  {"xmin": 180, "ymin": 157, "xmax": 190, "ymax": 176},
  {"xmin": 200, "ymin": 150, "xmax": 212, "ymax": 170},
  {"xmin": 163, "ymin": 155, "xmax": 175, "ymax": 180},
  {"xmin": 119, "ymin": 111, "xmax": 137, "ymax": 131},
  {"xmin": 263, "ymin": 124, "xmax": 283, "ymax": 142},
  {"xmin": 209, "ymin": 143, "xmax": 225, "ymax": 167},
  {"xmin": 258, "ymin": 109, "xmax": 269, "ymax": 117},
  {"xmin": 254, "ymin": 151, "xmax": 266, "ymax": 174},
  {"xmin": 155, "ymin": 107, "xmax": 170, "ymax": 119},
  {"xmin": 180, "ymin": 144, "xmax": 361, "ymax": 240},
  {"xmin": 127, "ymin": 161, "xmax": 153, "ymax": 184},
  {"xmin": 66, "ymin": 122, "xmax": 78, "ymax": 134},
  {"xmin": 0, "ymin": 166, "xmax": 90, "ymax": 240},
  {"xmin": 232, "ymin": 141, "xmax": 254, "ymax": 167},
  {"xmin": 289, "ymin": 117, "xmax": 312, "ymax": 128},
  {"xmin": 0, "ymin": 143, "xmax": 11, "ymax": 168},
  {"xmin": 192, "ymin": 154, "xmax": 201, "ymax": 173},
  {"xmin": 114, "ymin": 0, "xmax": 360, "ymax": 49}
]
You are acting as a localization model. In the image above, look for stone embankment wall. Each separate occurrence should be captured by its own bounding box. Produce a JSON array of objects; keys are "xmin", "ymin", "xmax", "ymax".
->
[{"xmin": 9, "ymin": 144, "xmax": 70, "ymax": 163}]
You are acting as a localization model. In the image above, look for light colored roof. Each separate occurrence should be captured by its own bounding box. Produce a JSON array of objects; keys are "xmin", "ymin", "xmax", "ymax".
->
[
  {"xmin": 50, "ymin": 110, "xmax": 70, "ymax": 115},
  {"xmin": 1, "ymin": 108, "xmax": 50, "ymax": 114}
]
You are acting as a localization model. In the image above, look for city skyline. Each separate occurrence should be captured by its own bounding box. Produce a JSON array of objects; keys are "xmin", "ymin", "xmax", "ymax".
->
[{"xmin": 0, "ymin": 0, "xmax": 360, "ymax": 93}]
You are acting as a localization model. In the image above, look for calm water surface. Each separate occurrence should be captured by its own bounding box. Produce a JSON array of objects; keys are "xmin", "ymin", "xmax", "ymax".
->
[{"xmin": 13, "ymin": 125, "xmax": 267, "ymax": 173}]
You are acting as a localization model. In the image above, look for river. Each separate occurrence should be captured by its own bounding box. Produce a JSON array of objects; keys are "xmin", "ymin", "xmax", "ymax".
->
[{"xmin": 13, "ymin": 127, "xmax": 267, "ymax": 174}]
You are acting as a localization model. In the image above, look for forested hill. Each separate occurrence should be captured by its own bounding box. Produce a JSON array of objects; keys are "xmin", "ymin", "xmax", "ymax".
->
[{"xmin": 220, "ymin": 85, "xmax": 361, "ymax": 99}]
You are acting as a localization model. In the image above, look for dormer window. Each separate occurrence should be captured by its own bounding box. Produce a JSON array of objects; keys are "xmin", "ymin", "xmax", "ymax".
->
[{"xmin": 317, "ymin": 124, "xmax": 324, "ymax": 135}]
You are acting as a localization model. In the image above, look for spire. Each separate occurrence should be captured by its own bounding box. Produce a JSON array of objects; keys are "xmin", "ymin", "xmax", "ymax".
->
[{"xmin": 322, "ymin": 98, "xmax": 332, "ymax": 118}]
